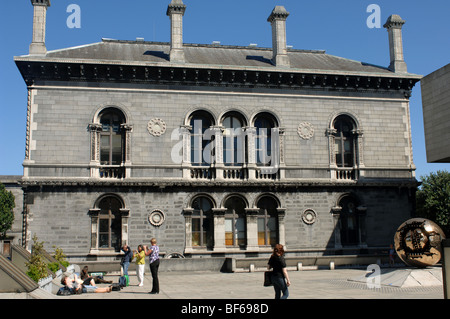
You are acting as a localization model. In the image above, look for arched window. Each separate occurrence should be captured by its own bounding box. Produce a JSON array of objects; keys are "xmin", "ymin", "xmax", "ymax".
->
[
  {"xmin": 254, "ymin": 113, "xmax": 278, "ymax": 166},
  {"xmin": 339, "ymin": 196, "xmax": 359, "ymax": 246},
  {"xmin": 99, "ymin": 108, "xmax": 126, "ymax": 166},
  {"xmin": 191, "ymin": 196, "xmax": 214, "ymax": 248},
  {"xmin": 222, "ymin": 112, "xmax": 246, "ymax": 166},
  {"xmin": 256, "ymin": 195, "xmax": 279, "ymax": 246},
  {"xmin": 224, "ymin": 196, "xmax": 247, "ymax": 246},
  {"xmin": 97, "ymin": 196, "xmax": 123, "ymax": 251},
  {"xmin": 333, "ymin": 115, "xmax": 356, "ymax": 168},
  {"xmin": 189, "ymin": 111, "xmax": 214, "ymax": 166}
]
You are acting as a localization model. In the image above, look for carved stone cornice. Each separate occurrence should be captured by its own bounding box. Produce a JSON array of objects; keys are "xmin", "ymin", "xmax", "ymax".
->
[
  {"xmin": 19, "ymin": 177, "xmax": 420, "ymax": 189},
  {"xmin": 88, "ymin": 123, "xmax": 102, "ymax": 132},
  {"xmin": 15, "ymin": 60, "xmax": 421, "ymax": 96}
]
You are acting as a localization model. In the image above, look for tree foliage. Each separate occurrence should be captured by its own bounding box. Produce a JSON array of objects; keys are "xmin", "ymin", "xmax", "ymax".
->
[
  {"xmin": 416, "ymin": 170, "xmax": 450, "ymax": 237},
  {"xmin": 0, "ymin": 183, "xmax": 15, "ymax": 239},
  {"xmin": 26, "ymin": 234, "xmax": 49, "ymax": 282},
  {"xmin": 53, "ymin": 245, "xmax": 70, "ymax": 268}
]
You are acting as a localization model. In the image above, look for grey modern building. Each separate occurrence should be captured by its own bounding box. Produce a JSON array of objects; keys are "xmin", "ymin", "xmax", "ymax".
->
[
  {"xmin": 8, "ymin": 0, "xmax": 422, "ymax": 263},
  {"xmin": 421, "ymin": 63, "xmax": 450, "ymax": 163}
]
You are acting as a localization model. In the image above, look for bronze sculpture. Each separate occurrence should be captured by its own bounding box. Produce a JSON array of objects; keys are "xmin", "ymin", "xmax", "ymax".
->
[{"xmin": 394, "ymin": 218, "xmax": 446, "ymax": 268}]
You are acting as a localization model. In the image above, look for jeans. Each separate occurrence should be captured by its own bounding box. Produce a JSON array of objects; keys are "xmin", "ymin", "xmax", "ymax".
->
[
  {"xmin": 271, "ymin": 274, "xmax": 289, "ymax": 299},
  {"xmin": 149, "ymin": 259, "xmax": 160, "ymax": 293},
  {"xmin": 122, "ymin": 261, "xmax": 130, "ymax": 276}
]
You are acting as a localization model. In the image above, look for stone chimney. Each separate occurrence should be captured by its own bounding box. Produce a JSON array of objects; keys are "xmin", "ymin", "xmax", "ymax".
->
[
  {"xmin": 383, "ymin": 14, "xmax": 407, "ymax": 73},
  {"xmin": 29, "ymin": 0, "xmax": 51, "ymax": 55},
  {"xmin": 166, "ymin": 0, "xmax": 186, "ymax": 63},
  {"xmin": 267, "ymin": 6, "xmax": 290, "ymax": 68}
]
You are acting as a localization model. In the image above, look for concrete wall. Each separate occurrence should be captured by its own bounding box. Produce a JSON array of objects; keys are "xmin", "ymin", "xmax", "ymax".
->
[{"xmin": 421, "ymin": 63, "xmax": 450, "ymax": 163}]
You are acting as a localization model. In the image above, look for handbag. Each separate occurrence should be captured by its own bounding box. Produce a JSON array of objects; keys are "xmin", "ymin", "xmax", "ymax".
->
[{"xmin": 264, "ymin": 271, "xmax": 273, "ymax": 287}]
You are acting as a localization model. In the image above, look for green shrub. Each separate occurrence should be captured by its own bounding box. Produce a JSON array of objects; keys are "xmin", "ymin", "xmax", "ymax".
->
[
  {"xmin": 52, "ymin": 245, "xmax": 69, "ymax": 268},
  {"xmin": 26, "ymin": 234, "xmax": 48, "ymax": 282}
]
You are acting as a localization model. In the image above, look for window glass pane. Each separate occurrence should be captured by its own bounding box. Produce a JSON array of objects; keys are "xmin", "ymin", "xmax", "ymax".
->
[
  {"xmin": 99, "ymin": 234, "xmax": 109, "ymax": 248},
  {"xmin": 111, "ymin": 134, "xmax": 122, "ymax": 164},
  {"xmin": 192, "ymin": 219, "xmax": 201, "ymax": 232},
  {"xmin": 344, "ymin": 154, "xmax": 353, "ymax": 167},
  {"xmin": 225, "ymin": 218, "xmax": 233, "ymax": 232},
  {"xmin": 111, "ymin": 232, "xmax": 118, "ymax": 250},
  {"xmin": 225, "ymin": 219, "xmax": 233, "ymax": 246},
  {"xmin": 192, "ymin": 218, "xmax": 201, "ymax": 247},
  {"xmin": 335, "ymin": 139, "xmax": 342, "ymax": 166},
  {"xmin": 99, "ymin": 219, "xmax": 109, "ymax": 233},
  {"xmin": 236, "ymin": 217, "xmax": 246, "ymax": 245},
  {"xmin": 100, "ymin": 135, "xmax": 110, "ymax": 164},
  {"xmin": 223, "ymin": 115, "xmax": 243, "ymax": 166},
  {"xmin": 192, "ymin": 233, "xmax": 200, "ymax": 247},
  {"xmin": 258, "ymin": 218, "xmax": 266, "ymax": 245},
  {"xmin": 344, "ymin": 140, "xmax": 351, "ymax": 152},
  {"xmin": 268, "ymin": 217, "xmax": 277, "ymax": 245}
]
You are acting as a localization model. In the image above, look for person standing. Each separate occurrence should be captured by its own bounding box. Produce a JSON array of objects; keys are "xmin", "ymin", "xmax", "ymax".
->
[
  {"xmin": 144, "ymin": 238, "xmax": 160, "ymax": 294},
  {"xmin": 121, "ymin": 244, "xmax": 133, "ymax": 277},
  {"xmin": 267, "ymin": 244, "xmax": 290, "ymax": 299},
  {"xmin": 134, "ymin": 245, "xmax": 146, "ymax": 287}
]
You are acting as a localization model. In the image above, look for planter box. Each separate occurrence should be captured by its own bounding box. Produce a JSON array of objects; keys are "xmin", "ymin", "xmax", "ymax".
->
[{"xmin": 38, "ymin": 275, "xmax": 53, "ymax": 293}]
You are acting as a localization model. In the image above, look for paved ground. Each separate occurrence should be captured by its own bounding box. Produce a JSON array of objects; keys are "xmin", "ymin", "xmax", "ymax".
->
[{"xmin": 65, "ymin": 266, "xmax": 445, "ymax": 300}]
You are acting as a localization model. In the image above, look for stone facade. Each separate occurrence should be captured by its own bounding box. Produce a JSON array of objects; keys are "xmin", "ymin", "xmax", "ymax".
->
[
  {"xmin": 421, "ymin": 63, "xmax": 450, "ymax": 163},
  {"xmin": 11, "ymin": 1, "xmax": 422, "ymax": 262}
]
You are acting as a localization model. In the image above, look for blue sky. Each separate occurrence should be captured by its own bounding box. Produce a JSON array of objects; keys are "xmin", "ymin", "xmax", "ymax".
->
[{"xmin": 0, "ymin": 0, "xmax": 449, "ymax": 179}]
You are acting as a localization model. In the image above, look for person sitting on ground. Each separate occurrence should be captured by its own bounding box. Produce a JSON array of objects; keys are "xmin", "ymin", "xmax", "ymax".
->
[
  {"xmin": 80, "ymin": 265, "xmax": 112, "ymax": 285},
  {"xmin": 61, "ymin": 271, "xmax": 112, "ymax": 294}
]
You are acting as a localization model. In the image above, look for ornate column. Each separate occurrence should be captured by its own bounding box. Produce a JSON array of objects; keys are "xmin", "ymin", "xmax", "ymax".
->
[
  {"xmin": 245, "ymin": 208, "xmax": 260, "ymax": 250},
  {"xmin": 180, "ymin": 125, "xmax": 191, "ymax": 179},
  {"xmin": 182, "ymin": 208, "xmax": 194, "ymax": 254},
  {"xmin": 211, "ymin": 126, "xmax": 224, "ymax": 180},
  {"xmin": 120, "ymin": 208, "xmax": 130, "ymax": 246},
  {"xmin": 277, "ymin": 208, "xmax": 286, "ymax": 246},
  {"xmin": 326, "ymin": 128, "xmax": 337, "ymax": 179},
  {"xmin": 121, "ymin": 124, "xmax": 133, "ymax": 178},
  {"xmin": 278, "ymin": 128, "xmax": 286, "ymax": 179},
  {"xmin": 88, "ymin": 123, "xmax": 102, "ymax": 178},
  {"xmin": 245, "ymin": 126, "xmax": 257, "ymax": 179},
  {"xmin": 352, "ymin": 129, "xmax": 364, "ymax": 178},
  {"xmin": 212, "ymin": 208, "xmax": 227, "ymax": 252},
  {"xmin": 88, "ymin": 208, "xmax": 101, "ymax": 253}
]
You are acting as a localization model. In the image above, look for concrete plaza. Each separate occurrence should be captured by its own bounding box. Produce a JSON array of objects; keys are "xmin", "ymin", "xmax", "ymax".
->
[{"xmin": 64, "ymin": 266, "xmax": 444, "ymax": 300}]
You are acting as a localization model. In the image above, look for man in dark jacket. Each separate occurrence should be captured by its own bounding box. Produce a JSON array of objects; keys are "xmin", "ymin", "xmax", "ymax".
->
[{"xmin": 121, "ymin": 244, "xmax": 133, "ymax": 277}]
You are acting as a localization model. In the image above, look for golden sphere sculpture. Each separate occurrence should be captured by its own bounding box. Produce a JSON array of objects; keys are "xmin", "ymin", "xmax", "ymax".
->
[{"xmin": 394, "ymin": 218, "xmax": 446, "ymax": 268}]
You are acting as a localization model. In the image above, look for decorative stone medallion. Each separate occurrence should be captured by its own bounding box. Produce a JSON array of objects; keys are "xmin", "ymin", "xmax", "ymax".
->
[
  {"xmin": 148, "ymin": 209, "xmax": 165, "ymax": 227},
  {"xmin": 297, "ymin": 122, "xmax": 314, "ymax": 140},
  {"xmin": 147, "ymin": 118, "xmax": 167, "ymax": 137},
  {"xmin": 302, "ymin": 209, "xmax": 317, "ymax": 225}
]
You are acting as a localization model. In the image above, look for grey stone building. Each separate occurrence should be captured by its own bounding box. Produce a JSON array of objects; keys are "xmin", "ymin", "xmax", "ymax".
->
[
  {"xmin": 421, "ymin": 63, "xmax": 450, "ymax": 163},
  {"xmin": 11, "ymin": 0, "xmax": 422, "ymax": 262}
]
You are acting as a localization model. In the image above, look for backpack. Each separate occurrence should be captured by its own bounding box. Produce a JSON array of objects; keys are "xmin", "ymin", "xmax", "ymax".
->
[
  {"xmin": 111, "ymin": 283, "xmax": 122, "ymax": 291},
  {"xmin": 57, "ymin": 286, "xmax": 74, "ymax": 296}
]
